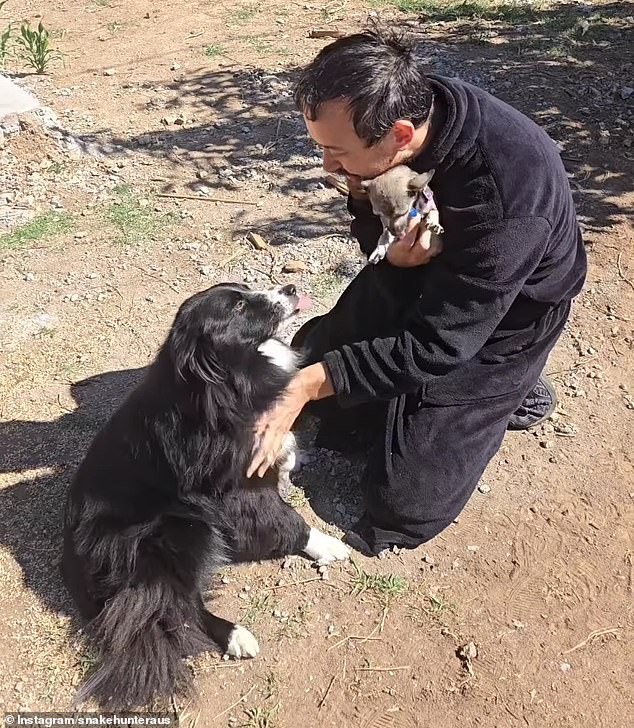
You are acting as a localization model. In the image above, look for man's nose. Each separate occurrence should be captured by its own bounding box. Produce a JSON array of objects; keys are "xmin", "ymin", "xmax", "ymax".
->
[{"xmin": 322, "ymin": 149, "xmax": 341, "ymax": 174}]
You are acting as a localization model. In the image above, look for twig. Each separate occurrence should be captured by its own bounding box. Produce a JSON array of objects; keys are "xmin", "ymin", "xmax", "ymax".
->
[
  {"xmin": 187, "ymin": 31, "xmax": 204, "ymax": 39},
  {"xmin": 131, "ymin": 263, "xmax": 180, "ymax": 293},
  {"xmin": 211, "ymin": 685, "xmax": 255, "ymax": 722},
  {"xmin": 262, "ymin": 576, "xmax": 323, "ymax": 592},
  {"xmin": 219, "ymin": 249, "xmax": 244, "ymax": 269},
  {"xmin": 379, "ymin": 603, "xmax": 389, "ymax": 634},
  {"xmin": 318, "ymin": 675, "xmax": 338, "ymax": 710},
  {"xmin": 617, "ymin": 251, "xmax": 634, "ymax": 292},
  {"xmin": 355, "ymin": 665, "xmax": 410, "ymax": 673},
  {"xmin": 562, "ymin": 627, "xmax": 620, "ymax": 655},
  {"xmin": 157, "ymin": 192, "xmax": 258, "ymax": 206},
  {"xmin": 309, "ymin": 29, "xmax": 345, "ymax": 39},
  {"xmin": 57, "ymin": 393, "xmax": 74, "ymax": 413}
]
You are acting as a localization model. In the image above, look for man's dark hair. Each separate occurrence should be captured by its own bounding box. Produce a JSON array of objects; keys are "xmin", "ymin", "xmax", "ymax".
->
[{"xmin": 294, "ymin": 30, "xmax": 433, "ymax": 146}]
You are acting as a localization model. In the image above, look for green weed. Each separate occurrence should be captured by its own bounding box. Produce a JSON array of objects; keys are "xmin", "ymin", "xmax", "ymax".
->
[
  {"xmin": 15, "ymin": 20, "xmax": 64, "ymax": 73},
  {"xmin": 231, "ymin": 6, "xmax": 259, "ymax": 24},
  {"xmin": 0, "ymin": 23, "xmax": 11, "ymax": 68},
  {"xmin": 241, "ymin": 703, "xmax": 280, "ymax": 728},
  {"xmin": 204, "ymin": 43, "xmax": 223, "ymax": 57},
  {"xmin": 286, "ymin": 485, "xmax": 309, "ymax": 509},
  {"xmin": 106, "ymin": 185, "xmax": 158, "ymax": 245},
  {"xmin": 242, "ymin": 593, "xmax": 277, "ymax": 627},
  {"xmin": 350, "ymin": 560, "xmax": 408, "ymax": 598},
  {"xmin": 0, "ymin": 211, "xmax": 74, "ymax": 251},
  {"xmin": 372, "ymin": 0, "xmax": 541, "ymax": 23}
]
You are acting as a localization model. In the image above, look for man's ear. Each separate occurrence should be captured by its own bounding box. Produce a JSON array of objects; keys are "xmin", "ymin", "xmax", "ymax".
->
[{"xmin": 408, "ymin": 169, "xmax": 436, "ymax": 191}]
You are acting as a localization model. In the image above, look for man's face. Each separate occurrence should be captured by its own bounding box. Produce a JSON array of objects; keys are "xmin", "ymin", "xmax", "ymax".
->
[{"xmin": 304, "ymin": 99, "xmax": 402, "ymax": 179}]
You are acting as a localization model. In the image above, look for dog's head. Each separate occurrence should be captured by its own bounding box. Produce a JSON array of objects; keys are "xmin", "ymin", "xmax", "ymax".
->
[
  {"xmin": 361, "ymin": 166, "xmax": 435, "ymax": 238},
  {"xmin": 163, "ymin": 283, "xmax": 305, "ymax": 414}
]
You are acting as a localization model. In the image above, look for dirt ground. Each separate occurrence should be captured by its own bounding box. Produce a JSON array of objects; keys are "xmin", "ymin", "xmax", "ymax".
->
[{"xmin": 0, "ymin": 0, "xmax": 633, "ymax": 726}]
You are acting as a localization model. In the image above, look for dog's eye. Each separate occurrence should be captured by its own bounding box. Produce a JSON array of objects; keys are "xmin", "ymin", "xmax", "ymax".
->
[{"xmin": 233, "ymin": 300, "xmax": 246, "ymax": 313}]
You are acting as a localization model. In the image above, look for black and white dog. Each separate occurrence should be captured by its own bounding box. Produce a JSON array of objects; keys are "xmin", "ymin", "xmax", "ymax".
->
[{"xmin": 61, "ymin": 283, "xmax": 350, "ymax": 710}]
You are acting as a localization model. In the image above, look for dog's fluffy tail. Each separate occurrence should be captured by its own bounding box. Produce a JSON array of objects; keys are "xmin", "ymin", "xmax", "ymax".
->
[{"xmin": 76, "ymin": 582, "xmax": 212, "ymax": 710}]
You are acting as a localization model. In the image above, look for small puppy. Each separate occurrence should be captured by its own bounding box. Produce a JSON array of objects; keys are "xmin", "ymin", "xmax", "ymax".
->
[
  {"xmin": 61, "ymin": 283, "xmax": 350, "ymax": 710},
  {"xmin": 361, "ymin": 165, "xmax": 444, "ymax": 264}
]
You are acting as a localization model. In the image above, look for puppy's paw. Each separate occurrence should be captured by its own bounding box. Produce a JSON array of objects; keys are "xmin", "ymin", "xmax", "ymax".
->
[
  {"xmin": 304, "ymin": 527, "xmax": 352, "ymax": 565},
  {"xmin": 225, "ymin": 625, "xmax": 260, "ymax": 660},
  {"xmin": 369, "ymin": 245, "xmax": 388, "ymax": 264}
]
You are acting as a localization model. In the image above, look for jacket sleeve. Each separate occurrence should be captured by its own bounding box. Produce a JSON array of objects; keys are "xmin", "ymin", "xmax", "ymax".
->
[{"xmin": 323, "ymin": 216, "xmax": 552, "ymax": 407}]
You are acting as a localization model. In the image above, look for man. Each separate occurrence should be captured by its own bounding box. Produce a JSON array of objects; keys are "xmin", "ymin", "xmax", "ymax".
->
[{"xmin": 248, "ymin": 30, "xmax": 586, "ymax": 556}]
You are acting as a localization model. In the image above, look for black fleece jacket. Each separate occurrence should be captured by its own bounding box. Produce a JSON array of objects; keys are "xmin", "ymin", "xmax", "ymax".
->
[{"xmin": 323, "ymin": 75, "xmax": 587, "ymax": 408}]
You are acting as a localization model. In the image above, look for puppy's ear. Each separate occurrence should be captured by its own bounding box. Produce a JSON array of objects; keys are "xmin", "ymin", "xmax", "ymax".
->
[
  {"xmin": 360, "ymin": 179, "xmax": 372, "ymax": 191},
  {"xmin": 408, "ymin": 169, "xmax": 435, "ymax": 191}
]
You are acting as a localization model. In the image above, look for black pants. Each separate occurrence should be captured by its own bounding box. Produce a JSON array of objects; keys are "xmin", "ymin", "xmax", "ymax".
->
[{"xmin": 292, "ymin": 265, "xmax": 570, "ymax": 554}]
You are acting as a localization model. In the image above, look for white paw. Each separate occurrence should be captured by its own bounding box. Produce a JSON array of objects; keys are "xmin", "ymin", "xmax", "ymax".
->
[
  {"xmin": 304, "ymin": 527, "xmax": 352, "ymax": 566},
  {"xmin": 225, "ymin": 625, "xmax": 260, "ymax": 660},
  {"xmin": 369, "ymin": 246, "xmax": 387, "ymax": 264}
]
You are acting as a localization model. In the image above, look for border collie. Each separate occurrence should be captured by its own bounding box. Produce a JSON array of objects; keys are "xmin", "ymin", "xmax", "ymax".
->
[{"xmin": 61, "ymin": 283, "xmax": 350, "ymax": 710}]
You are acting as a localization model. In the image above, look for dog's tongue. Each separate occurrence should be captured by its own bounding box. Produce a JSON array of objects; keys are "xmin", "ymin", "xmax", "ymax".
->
[{"xmin": 295, "ymin": 294, "xmax": 312, "ymax": 311}]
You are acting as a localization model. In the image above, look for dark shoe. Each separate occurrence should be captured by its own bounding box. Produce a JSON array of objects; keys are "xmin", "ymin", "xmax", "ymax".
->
[{"xmin": 508, "ymin": 374, "xmax": 557, "ymax": 430}]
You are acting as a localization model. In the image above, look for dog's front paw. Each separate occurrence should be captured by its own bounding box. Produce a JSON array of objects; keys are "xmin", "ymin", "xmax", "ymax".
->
[
  {"xmin": 225, "ymin": 625, "xmax": 260, "ymax": 660},
  {"xmin": 427, "ymin": 222, "xmax": 444, "ymax": 235},
  {"xmin": 369, "ymin": 246, "xmax": 387, "ymax": 264},
  {"xmin": 304, "ymin": 527, "xmax": 352, "ymax": 565}
]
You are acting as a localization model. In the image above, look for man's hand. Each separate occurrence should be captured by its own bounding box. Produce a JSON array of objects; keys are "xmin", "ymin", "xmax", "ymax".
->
[
  {"xmin": 247, "ymin": 363, "xmax": 334, "ymax": 478},
  {"xmin": 386, "ymin": 217, "xmax": 443, "ymax": 268}
]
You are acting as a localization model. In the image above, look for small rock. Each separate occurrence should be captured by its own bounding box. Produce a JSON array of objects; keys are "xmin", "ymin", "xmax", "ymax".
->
[
  {"xmin": 69, "ymin": 293, "xmax": 79, "ymax": 302},
  {"xmin": 421, "ymin": 553, "xmax": 435, "ymax": 566},
  {"xmin": 282, "ymin": 557, "xmax": 295, "ymax": 569},
  {"xmin": 560, "ymin": 662, "xmax": 572, "ymax": 672},
  {"xmin": 170, "ymin": 62, "xmax": 182, "ymax": 71},
  {"xmin": 221, "ymin": 576, "xmax": 230, "ymax": 585},
  {"xmin": 327, "ymin": 624, "xmax": 336, "ymax": 634},
  {"xmin": 621, "ymin": 86, "xmax": 633, "ymax": 100},
  {"xmin": 196, "ymin": 170, "xmax": 210, "ymax": 180},
  {"xmin": 459, "ymin": 642, "xmax": 478, "ymax": 660},
  {"xmin": 478, "ymin": 482, "xmax": 491, "ymax": 494},
  {"xmin": 282, "ymin": 260, "xmax": 308, "ymax": 274},
  {"xmin": 14, "ymin": 681, "xmax": 24, "ymax": 693},
  {"xmin": 540, "ymin": 439, "xmax": 554, "ymax": 449},
  {"xmin": 467, "ymin": 544, "xmax": 480, "ymax": 552},
  {"xmin": 23, "ymin": 272, "xmax": 35, "ymax": 282},
  {"xmin": 243, "ymin": 585, "xmax": 251, "ymax": 593},
  {"xmin": 103, "ymin": 68, "xmax": 116, "ymax": 76},
  {"xmin": 145, "ymin": 295, "xmax": 155, "ymax": 303},
  {"xmin": 199, "ymin": 266, "xmax": 212, "ymax": 276}
]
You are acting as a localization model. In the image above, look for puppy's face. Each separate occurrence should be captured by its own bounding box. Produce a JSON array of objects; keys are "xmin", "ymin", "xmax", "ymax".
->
[
  {"xmin": 168, "ymin": 283, "xmax": 301, "ymax": 386},
  {"xmin": 362, "ymin": 167, "xmax": 435, "ymax": 238}
]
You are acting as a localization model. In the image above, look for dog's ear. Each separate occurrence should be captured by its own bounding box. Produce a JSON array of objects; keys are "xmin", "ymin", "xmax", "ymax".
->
[
  {"xmin": 408, "ymin": 169, "xmax": 435, "ymax": 191},
  {"xmin": 188, "ymin": 339, "xmax": 225, "ymax": 386},
  {"xmin": 170, "ymin": 323, "xmax": 226, "ymax": 387},
  {"xmin": 360, "ymin": 179, "xmax": 372, "ymax": 191}
]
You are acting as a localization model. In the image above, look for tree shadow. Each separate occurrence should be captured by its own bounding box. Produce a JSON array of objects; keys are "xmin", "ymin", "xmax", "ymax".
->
[
  {"xmin": 400, "ymin": 0, "xmax": 634, "ymax": 234},
  {"xmin": 0, "ymin": 368, "xmax": 146, "ymax": 617},
  {"xmin": 47, "ymin": 1, "xmax": 632, "ymax": 241}
]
